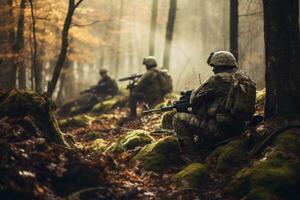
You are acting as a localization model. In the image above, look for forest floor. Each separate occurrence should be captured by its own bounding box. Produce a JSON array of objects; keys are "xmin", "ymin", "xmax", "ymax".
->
[{"xmin": 65, "ymin": 107, "xmax": 201, "ymax": 200}]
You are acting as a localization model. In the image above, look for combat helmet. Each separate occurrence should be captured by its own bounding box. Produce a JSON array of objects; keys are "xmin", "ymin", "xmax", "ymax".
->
[
  {"xmin": 142, "ymin": 56, "xmax": 158, "ymax": 67},
  {"xmin": 207, "ymin": 51, "xmax": 238, "ymax": 68},
  {"xmin": 99, "ymin": 68, "xmax": 108, "ymax": 75}
]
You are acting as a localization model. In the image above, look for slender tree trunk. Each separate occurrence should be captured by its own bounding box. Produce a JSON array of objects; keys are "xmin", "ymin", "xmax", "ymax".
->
[
  {"xmin": 230, "ymin": 0, "xmax": 239, "ymax": 61},
  {"xmin": 15, "ymin": 0, "xmax": 26, "ymax": 89},
  {"xmin": 263, "ymin": 0, "xmax": 300, "ymax": 119},
  {"xmin": 47, "ymin": 0, "xmax": 84, "ymax": 98},
  {"xmin": 114, "ymin": 0, "xmax": 124, "ymax": 78},
  {"xmin": 29, "ymin": 0, "xmax": 40, "ymax": 92},
  {"xmin": 0, "ymin": 0, "xmax": 16, "ymax": 89},
  {"xmin": 149, "ymin": 0, "xmax": 158, "ymax": 56},
  {"xmin": 163, "ymin": 0, "xmax": 177, "ymax": 70}
]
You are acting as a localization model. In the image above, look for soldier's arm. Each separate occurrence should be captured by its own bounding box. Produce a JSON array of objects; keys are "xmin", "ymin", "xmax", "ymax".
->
[
  {"xmin": 134, "ymin": 70, "xmax": 158, "ymax": 91},
  {"xmin": 190, "ymin": 76, "xmax": 221, "ymax": 106}
]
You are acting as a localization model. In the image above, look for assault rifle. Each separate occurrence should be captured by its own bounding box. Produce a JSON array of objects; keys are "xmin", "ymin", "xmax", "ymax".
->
[
  {"xmin": 119, "ymin": 73, "xmax": 143, "ymax": 82},
  {"xmin": 119, "ymin": 73, "xmax": 143, "ymax": 90},
  {"xmin": 143, "ymin": 90, "xmax": 193, "ymax": 115},
  {"xmin": 80, "ymin": 82, "xmax": 106, "ymax": 94}
]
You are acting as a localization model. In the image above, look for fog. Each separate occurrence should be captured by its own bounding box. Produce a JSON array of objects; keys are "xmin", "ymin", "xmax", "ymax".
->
[{"xmin": 65, "ymin": 0, "xmax": 265, "ymax": 100}]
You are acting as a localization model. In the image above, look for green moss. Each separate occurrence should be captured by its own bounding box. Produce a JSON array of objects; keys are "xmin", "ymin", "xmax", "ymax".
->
[
  {"xmin": 226, "ymin": 148, "xmax": 298, "ymax": 199},
  {"xmin": 59, "ymin": 115, "xmax": 94, "ymax": 128},
  {"xmin": 172, "ymin": 163, "xmax": 208, "ymax": 188},
  {"xmin": 208, "ymin": 139, "xmax": 246, "ymax": 172},
  {"xmin": 91, "ymin": 95, "xmax": 128, "ymax": 114},
  {"xmin": 161, "ymin": 111, "xmax": 177, "ymax": 129},
  {"xmin": 0, "ymin": 90, "xmax": 66, "ymax": 145},
  {"xmin": 90, "ymin": 139, "xmax": 107, "ymax": 152},
  {"xmin": 273, "ymin": 130, "xmax": 300, "ymax": 154},
  {"xmin": 256, "ymin": 89, "xmax": 265, "ymax": 105},
  {"xmin": 133, "ymin": 136, "xmax": 183, "ymax": 172},
  {"xmin": 82, "ymin": 131, "xmax": 105, "ymax": 141},
  {"xmin": 105, "ymin": 130, "xmax": 154, "ymax": 153}
]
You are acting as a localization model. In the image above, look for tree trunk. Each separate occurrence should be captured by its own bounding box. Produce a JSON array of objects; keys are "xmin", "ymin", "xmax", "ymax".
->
[
  {"xmin": 15, "ymin": 0, "xmax": 26, "ymax": 89},
  {"xmin": 263, "ymin": 0, "xmax": 300, "ymax": 120},
  {"xmin": 0, "ymin": 0, "xmax": 17, "ymax": 89},
  {"xmin": 47, "ymin": 0, "xmax": 84, "ymax": 98},
  {"xmin": 149, "ymin": 0, "xmax": 158, "ymax": 56},
  {"xmin": 114, "ymin": 0, "xmax": 124, "ymax": 78},
  {"xmin": 163, "ymin": 0, "xmax": 177, "ymax": 70},
  {"xmin": 230, "ymin": 0, "xmax": 239, "ymax": 61}
]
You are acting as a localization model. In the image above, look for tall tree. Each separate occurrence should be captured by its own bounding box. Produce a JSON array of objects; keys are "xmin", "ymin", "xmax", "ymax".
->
[
  {"xmin": 230, "ymin": 0, "xmax": 239, "ymax": 61},
  {"xmin": 263, "ymin": 0, "xmax": 300, "ymax": 119},
  {"xmin": 0, "ymin": 0, "xmax": 16, "ymax": 89},
  {"xmin": 149, "ymin": 0, "xmax": 158, "ymax": 56},
  {"xmin": 47, "ymin": 0, "xmax": 84, "ymax": 98},
  {"xmin": 114, "ymin": 0, "xmax": 124, "ymax": 78},
  {"xmin": 163, "ymin": 0, "xmax": 177, "ymax": 70},
  {"xmin": 15, "ymin": 0, "xmax": 27, "ymax": 89}
]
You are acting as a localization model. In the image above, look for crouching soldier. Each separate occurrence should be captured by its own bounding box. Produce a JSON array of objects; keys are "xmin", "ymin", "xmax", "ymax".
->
[
  {"xmin": 173, "ymin": 51, "xmax": 256, "ymax": 158},
  {"xmin": 58, "ymin": 69, "xmax": 118, "ymax": 116},
  {"xmin": 129, "ymin": 56, "xmax": 173, "ymax": 118}
]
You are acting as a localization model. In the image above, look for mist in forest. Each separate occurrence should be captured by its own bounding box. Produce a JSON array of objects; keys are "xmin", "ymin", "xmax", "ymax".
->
[
  {"xmin": 0, "ymin": 0, "xmax": 266, "ymax": 102},
  {"xmin": 74, "ymin": 0, "xmax": 265, "ymax": 95}
]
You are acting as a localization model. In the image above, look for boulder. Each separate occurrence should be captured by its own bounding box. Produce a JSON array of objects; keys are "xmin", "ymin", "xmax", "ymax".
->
[
  {"xmin": 133, "ymin": 136, "xmax": 183, "ymax": 172},
  {"xmin": 59, "ymin": 115, "xmax": 94, "ymax": 129},
  {"xmin": 91, "ymin": 94, "xmax": 128, "ymax": 114},
  {"xmin": 208, "ymin": 139, "xmax": 246, "ymax": 172},
  {"xmin": 0, "ymin": 90, "xmax": 66, "ymax": 145},
  {"xmin": 172, "ymin": 163, "xmax": 208, "ymax": 188},
  {"xmin": 105, "ymin": 130, "xmax": 154, "ymax": 153},
  {"xmin": 225, "ymin": 130, "xmax": 300, "ymax": 200}
]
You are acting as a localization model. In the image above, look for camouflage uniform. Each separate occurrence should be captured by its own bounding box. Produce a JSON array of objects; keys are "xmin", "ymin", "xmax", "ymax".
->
[
  {"xmin": 58, "ymin": 70, "xmax": 118, "ymax": 116},
  {"xmin": 96, "ymin": 75, "xmax": 118, "ymax": 97},
  {"xmin": 173, "ymin": 51, "xmax": 251, "ymax": 154},
  {"xmin": 129, "ymin": 56, "xmax": 172, "ymax": 117}
]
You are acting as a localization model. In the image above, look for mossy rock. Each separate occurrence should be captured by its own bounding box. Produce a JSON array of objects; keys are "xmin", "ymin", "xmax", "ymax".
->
[
  {"xmin": 105, "ymin": 130, "xmax": 154, "ymax": 153},
  {"xmin": 0, "ymin": 90, "xmax": 66, "ymax": 145},
  {"xmin": 273, "ymin": 129, "xmax": 300, "ymax": 155},
  {"xmin": 133, "ymin": 136, "xmax": 183, "ymax": 172},
  {"xmin": 172, "ymin": 163, "xmax": 208, "ymax": 188},
  {"xmin": 59, "ymin": 115, "xmax": 94, "ymax": 129},
  {"xmin": 90, "ymin": 139, "xmax": 108, "ymax": 152},
  {"xmin": 208, "ymin": 139, "xmax": 246, "ymax": 172},
  {"xmin": 161, "ymin": 111, "xmax": 177, "ymax": 129},
  {"xmin": 91, "ymin": 95, "xmax": 127, "ymax": 114},
  {"xmin": 82, "ymin": 131, "xmax": 105, "ymax": 141},
  {"xmin": 256, "ymin": 89, "xmax": 265, "ymax": 105},
  {"xmin": 225, "ymin": 130, "xmax": 300, "ymax": 200}
]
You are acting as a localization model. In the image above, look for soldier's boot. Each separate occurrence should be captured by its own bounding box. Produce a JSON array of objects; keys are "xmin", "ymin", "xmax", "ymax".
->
[{"xmin": 128, "ymin": 95, "xmax": 138, "ymax": 118}]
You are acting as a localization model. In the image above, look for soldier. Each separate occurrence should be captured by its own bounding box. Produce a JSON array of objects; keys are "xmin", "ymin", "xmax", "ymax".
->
[
  {"xmin": 95, "ymin": 68, "xmax": 119, "ymax": 97},
  {"xmin": 58, "ymin": 69, "xmax": 118, "ymax": 116},
  {"xmin": 128, "ymin": 56, "xmax": 173, "ymax": 118},
  {"xmin": 173, "ymin": 51, "xmax": 256, "ymax": 158}
]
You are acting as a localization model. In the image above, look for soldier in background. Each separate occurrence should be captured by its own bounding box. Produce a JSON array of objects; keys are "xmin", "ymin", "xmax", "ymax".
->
[
  {"xmin": 58, "ymin": 69, "xmax": 118, "ymax": 116},
  {"xmin": 173, "ymin": 51, "xmax": 256, "ymax": 159},
  {"xmin": 128, "ymin": 56, "xmax": 173, "ymax": 118}
]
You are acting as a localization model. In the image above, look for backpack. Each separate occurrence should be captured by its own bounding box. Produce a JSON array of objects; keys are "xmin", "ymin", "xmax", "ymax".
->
[
  {"xmin": 224, "ymin": 71, "xmax": 256, "ymax": 121},
  {"xmin": 157, "ymin": 69, "xmax": 173, "ymax": 94}
]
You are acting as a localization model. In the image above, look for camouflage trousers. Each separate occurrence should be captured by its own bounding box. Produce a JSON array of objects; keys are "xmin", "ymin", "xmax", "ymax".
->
[
  {"xmin": 173, "ymin": 112, "xmax": 245, "ymax": 153},
  {"xmin": 129, "ymin": 91, "xmax": 163, "ymax": 117}
]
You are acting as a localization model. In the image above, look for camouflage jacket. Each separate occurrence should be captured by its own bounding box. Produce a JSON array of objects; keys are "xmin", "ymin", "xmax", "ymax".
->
[
  {"xmin": 96, "ymin": 76, "xmax": 118, "ymax": 96},
  {"xmin": 134, "ymin": 68, "xmax": 162, "ymax": 97},
  {"xmin": 190, "ymin": 69, "xmax": 237, "ymax": 120}
]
